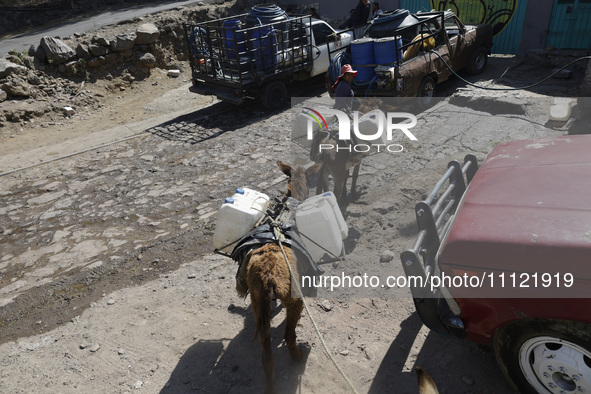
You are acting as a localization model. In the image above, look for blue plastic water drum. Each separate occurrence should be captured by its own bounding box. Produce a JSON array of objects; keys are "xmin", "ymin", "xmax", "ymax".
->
[
  {"xmin": 223, "ymin": 19, "xmax": 246, "ymax": 59},
  {"xmin": 252, "ymin": 26, "xmax": 278, "ymax": 71},
  {"xmin": 351, "ymin": 38, "xmax": 375, "ymax": 83},
  {"xmin": 374, "ymin": 36, "xmax": 403, "ymax": 64},
  {"xmin": 246, "ymin": 4, "xmax": 288, "ymax": 27}
]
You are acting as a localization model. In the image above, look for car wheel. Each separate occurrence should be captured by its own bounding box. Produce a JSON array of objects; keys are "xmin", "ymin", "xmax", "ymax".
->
[
  {"xmin": 494, "ymin": 319, "xmax": 591, "ymax": 394},
  {"xmin": 466, "ymin": 47, "xmax": 488, "ymax": 75},
  {"xmin": 417, "ymin": 76, "xmax": 435, "ymax": 107},
  {"xmin": 260, "ymin": 80, "xmax": 288, "ymax": 110}
]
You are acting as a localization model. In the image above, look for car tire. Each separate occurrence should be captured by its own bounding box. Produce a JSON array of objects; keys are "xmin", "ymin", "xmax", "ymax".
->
[
  {"xmin": 417, "ymin": 76, "xmax": 435, "ymax": 107},
  {"xmin": 466, "ymin": 47, "xmax": 488, "ymax": 75},
  {"xmin": 260, "ymin": 80, "xmax": 288, "ymax": 110},
  {"xmin": 494, "ymin": 319, "xmax": 591, "ymax": 394}
]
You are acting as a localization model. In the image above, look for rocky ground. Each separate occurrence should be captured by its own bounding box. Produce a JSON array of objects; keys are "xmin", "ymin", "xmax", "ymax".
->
[{"xmin": 1, "ymin": 3, "xmax": 590, "ymax": 393}]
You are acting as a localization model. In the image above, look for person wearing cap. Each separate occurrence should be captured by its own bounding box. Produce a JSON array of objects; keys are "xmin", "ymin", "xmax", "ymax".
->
[{"xmin": 332, "ymin": 64, "xmax": 358, "ymax": 113}]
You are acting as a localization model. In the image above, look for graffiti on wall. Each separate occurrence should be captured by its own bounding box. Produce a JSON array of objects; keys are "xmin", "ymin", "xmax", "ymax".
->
[{"xmin": 431, "ymin": 0, "xmax": 517, "ymax": 36}]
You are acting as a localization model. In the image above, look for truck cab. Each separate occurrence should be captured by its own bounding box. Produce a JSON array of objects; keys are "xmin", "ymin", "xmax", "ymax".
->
[{"xmin": 308, "ymin": 19, "xmax": 353, "ymax": 77}]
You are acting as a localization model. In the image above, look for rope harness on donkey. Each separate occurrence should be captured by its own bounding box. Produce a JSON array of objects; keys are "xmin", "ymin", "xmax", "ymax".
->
[{"xmin": 230, "ymin": 196, "xmax": 323, "ymax": 298}]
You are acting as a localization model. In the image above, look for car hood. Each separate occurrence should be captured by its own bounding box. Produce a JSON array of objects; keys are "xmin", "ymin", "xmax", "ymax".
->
[{"xmin": 439, "ymin": 135, "xmax": 591, "ymax": 279}]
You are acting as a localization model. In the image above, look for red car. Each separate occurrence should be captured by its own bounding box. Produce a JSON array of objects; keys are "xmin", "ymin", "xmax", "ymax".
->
[{"xmin": 401, "ymin": 135, "xmax": 591, "ymax": 393}]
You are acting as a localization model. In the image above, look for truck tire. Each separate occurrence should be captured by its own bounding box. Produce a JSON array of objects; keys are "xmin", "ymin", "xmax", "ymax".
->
[
  {"xmin": 494, "ymin": 319, "xmax": 591, "ymax": 394},
  {"xmin": 418, "ymin": 76, "xmax": 435, "ymax": 107},
  {"xmin": 260, "ymin": 80, "xmax": 288, "ymax": 110},
  {"xmin": 466, "ymin": 47, "xmax": 488, "ymax": 75}
]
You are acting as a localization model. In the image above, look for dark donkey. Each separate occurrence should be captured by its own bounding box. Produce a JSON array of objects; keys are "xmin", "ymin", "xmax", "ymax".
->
[
  {"xmin": 309, "ymin": 130, "xmax": 362, "ymax": 203},
  {"xmin": 245, "ymin": 160, "xmax": 321, "ymax": 394}
]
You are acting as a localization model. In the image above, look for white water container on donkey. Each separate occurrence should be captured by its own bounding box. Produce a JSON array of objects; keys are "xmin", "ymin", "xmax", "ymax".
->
[
  {"xmin": 299, "ymin": 192, "xmax": 348, "ymax": 239},
  {"xmin": 213, "ymin": 188, "xmax": 270, "ymax": 253},
  {"xmin": 295, "ymin": 193, "xmax": 347, "ymax": 262}
]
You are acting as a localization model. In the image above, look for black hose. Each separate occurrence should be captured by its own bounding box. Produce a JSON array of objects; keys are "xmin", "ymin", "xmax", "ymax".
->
[
  {"xmin": 249, "ymin": 4, "xmax": 288, "ymax": 22},
  {"xmin": 429, "ymin": 51, "xmax": 591, "ymax": 91}
]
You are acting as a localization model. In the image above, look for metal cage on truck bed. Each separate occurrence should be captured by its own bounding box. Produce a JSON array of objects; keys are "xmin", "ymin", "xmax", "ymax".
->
[{"xmin": 184, "ymin": 14, "xmax": 314, "ymax": 100}]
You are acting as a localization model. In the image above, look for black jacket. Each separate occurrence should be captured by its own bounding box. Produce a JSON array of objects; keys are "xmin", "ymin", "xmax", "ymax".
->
[{"xmin": 353, "ymin": 0, "xmax": 370, "ymax": 27}]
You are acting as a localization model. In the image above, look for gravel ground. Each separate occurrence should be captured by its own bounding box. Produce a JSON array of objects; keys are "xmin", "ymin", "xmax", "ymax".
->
[{"xmin": 0, "ymin": 13, "xmax": 589, "ymax": 392}]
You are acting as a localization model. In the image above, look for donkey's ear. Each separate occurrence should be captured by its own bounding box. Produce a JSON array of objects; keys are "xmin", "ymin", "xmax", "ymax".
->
[
  {"xmin": 277, "ymin": 161, "xmax": 292, "ymax": 177},
  {"xmin": 416, "ymin": 366, "xmax": 439, "ymax": 394}
]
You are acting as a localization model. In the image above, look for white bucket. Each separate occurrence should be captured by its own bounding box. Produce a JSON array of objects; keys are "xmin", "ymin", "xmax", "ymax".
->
[
  {"xmin": 213, "ymin": 187, "xmax": 270, "ymax": 253},
  {"xmin": 296, "ymin": 193, "xmax": 346, "ymax": 262}
]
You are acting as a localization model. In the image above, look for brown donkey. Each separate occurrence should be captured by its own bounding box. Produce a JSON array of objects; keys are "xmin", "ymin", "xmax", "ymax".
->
[
  {"xmin": 309, "ymin": 130, "xmax": 362, "ymax": 203},
  {"xmin": 246, "ymin": 161, "xmax": 321, "ymax": 394}
]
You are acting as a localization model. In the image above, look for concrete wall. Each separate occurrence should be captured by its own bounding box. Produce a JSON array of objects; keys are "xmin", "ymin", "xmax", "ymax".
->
[{"xmin": 519, "ymin": 0, "xmax": 554, "ymax": 55}]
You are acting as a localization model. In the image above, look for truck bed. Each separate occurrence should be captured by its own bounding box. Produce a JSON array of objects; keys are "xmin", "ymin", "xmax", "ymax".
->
[{"xmin": 185, "ymin": 14, "xmax": 314, "ymax": 91}]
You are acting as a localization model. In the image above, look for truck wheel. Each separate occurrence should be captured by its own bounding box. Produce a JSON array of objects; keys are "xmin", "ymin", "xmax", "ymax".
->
[
  {"xmin": 494, "ymin": 319, "xmax": 591, "ymax": 394},
  {"xmin": 418, "ymin": 76, "xmax": 435, "ymax": 107},
  {"xmin": 466, "ymin": 47, "xmax": 488, "ymax": 75},
  {"xmin": 260, "ymin": 80, "xmax": 288, "ymax": 110}
]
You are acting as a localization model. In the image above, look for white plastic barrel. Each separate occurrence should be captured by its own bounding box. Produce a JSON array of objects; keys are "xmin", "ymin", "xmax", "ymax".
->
[
  {"xmin": 295, "ymin": 193, "xmax": 346, "ymax": 262},
  {"xmin": 213, "ymin": 187, "xmax": 270, "ymax": 253}
]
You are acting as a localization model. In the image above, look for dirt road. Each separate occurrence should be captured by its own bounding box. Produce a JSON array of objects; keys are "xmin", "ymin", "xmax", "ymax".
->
[{"xmin": 0, "ymin": 47, "xmax": 587, "ymax": 393}]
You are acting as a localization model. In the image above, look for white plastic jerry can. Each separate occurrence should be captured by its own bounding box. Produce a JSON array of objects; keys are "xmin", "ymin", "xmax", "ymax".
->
[
  {"xmin": 295, "ymin": 192, "xmax": 347, "ymax": 262},
  {"xmin": 299, "ymin": 192, "xmax": 348, "ymax": 239},
  {"xmin": 212, "ymin": 187, "xmax": 270, "ymax": 253}
]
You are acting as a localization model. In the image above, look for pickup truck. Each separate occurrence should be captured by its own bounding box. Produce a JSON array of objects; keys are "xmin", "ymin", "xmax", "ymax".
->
[
  {"xmin": 185, "ymin": 7, "xmax": 354, "ymax": 110},
  {"xmin": 401, "ymin": 135, "xmax": 591, "ymax": 393},
  {"xmin": 328, "ymin": 10, "xmax": 493, "ymax": 104}
]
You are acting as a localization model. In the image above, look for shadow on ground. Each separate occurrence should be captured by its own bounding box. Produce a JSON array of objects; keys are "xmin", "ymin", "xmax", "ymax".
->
[{"xmin": 161, "ymin": 303, "xmax": 310, "ymax": 394}]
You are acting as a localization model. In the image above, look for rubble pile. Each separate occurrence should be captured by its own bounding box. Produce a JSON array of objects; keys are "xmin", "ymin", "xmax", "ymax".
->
[
  {"xmin": 0, "ymin": 59, "xmax": 97, "ymax": 127},
  {"xmin": 0, "ymin": 3, "xmax": 228, "ymax": 128}
]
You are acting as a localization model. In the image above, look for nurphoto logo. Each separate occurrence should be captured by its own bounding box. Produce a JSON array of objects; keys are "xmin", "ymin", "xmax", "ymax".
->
[{"xmin": 303, "ymin": 107, "xmax": 418, "ymax": 153}]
